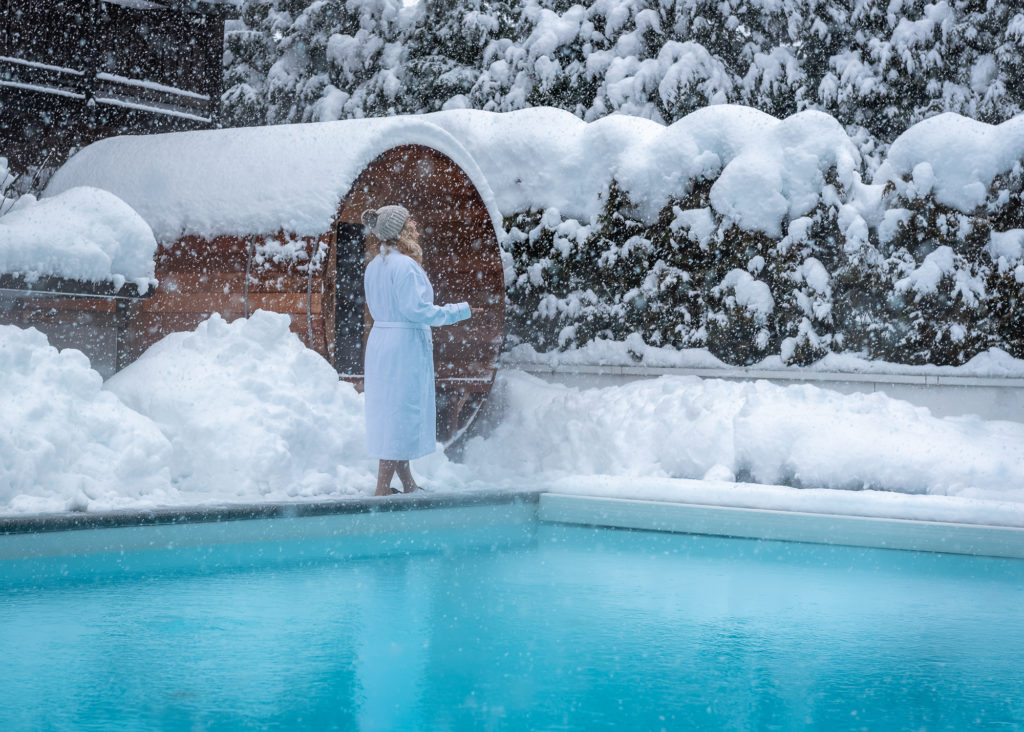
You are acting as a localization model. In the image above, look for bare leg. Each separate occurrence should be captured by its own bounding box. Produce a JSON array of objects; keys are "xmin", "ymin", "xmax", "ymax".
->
[
  {"xmin": 375, "ymin": 460, "xmax": 398, "ymax": 496},
  {"xmin": 395, "ymin": 461, "xmax": 419, "ymax": 493}
]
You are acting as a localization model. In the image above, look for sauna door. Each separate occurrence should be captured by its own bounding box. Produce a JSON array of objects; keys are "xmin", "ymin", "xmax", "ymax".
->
[{"xmin": 334, "ymin": 222, "xmax": 365, "ymax": 375}]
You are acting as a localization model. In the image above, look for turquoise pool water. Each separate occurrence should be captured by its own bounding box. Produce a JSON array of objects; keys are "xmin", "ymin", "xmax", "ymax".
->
[{"xmin": 2, "ymin": 519, "xmax": 1023, "ymax": 730}]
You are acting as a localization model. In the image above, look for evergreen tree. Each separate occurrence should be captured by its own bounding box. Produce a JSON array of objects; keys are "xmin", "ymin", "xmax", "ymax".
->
[
  {"xmin": 403, "ymin": 0, "xmax": 517, "ymax": 112},
  {"xmin": 221, "ymin": 3, "xmax": 278, "ymax": 126},
  {"xmin": 699, "ymin": 217, "xmax": 779, "ymax": 365},
  {"xmin": 984, "ymin": 162, "xmax": 1024, "ymax": 358},
  {"xmin": 319, "ymin": 0, "xmax": 410, "ymax": 119},
  {"xmin": 877, "ymin": 167, "xmax": 993, "ymax": 365}
]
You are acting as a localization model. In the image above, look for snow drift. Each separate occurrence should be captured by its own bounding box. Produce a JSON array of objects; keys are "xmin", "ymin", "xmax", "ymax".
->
[
  {"xmin": 105, "ymin": 311, "xmax": 375, "ymax": 502},
  {"xmin": 460, "ymin": 371, "xmax": 1024, "ymax": 505},
  {"xmin": 0, "ymin": 324, "xmax": 172, "ymax": 514},
  {"xmin": 2, "ymin": 314, "xmax": 1024, "ymax": 524}
]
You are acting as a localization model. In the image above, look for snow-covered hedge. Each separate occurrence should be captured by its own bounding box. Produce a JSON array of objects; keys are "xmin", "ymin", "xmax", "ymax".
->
[
  {"xmin": 216, "ymin": 0, "xmax": 1024, "ymax": 367},
  {"xmin": 47, "ymin": 103, "xmax": 1024, "ymax": 367},
  {"xmin": 496, "ymin": 110, "xmax": 1024, "ymax": 367}
]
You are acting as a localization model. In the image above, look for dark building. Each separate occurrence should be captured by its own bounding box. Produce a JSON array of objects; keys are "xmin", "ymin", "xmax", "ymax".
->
[{"xmin": 0, "ymin": 0, "xmax": 235, "ymax": 179}]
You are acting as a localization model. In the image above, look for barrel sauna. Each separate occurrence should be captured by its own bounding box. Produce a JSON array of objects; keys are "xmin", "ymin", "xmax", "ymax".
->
[{"xmin": 44, "ymin": 119, "xmax": 506, "ymax": 444}]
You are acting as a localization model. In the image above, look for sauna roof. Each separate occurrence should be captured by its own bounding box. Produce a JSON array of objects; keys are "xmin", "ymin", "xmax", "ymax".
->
[
  {"xmin": 45, "ymin": 117, "xmax": 502, "ymax": 244},
  {"xmin": 0, "ymin": 187, "xmax": 157, "ymax": 291}
]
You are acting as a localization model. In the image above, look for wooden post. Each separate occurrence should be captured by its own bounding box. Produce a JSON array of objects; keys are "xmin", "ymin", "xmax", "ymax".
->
[{"xmin": 115, "ymin": 298, "xmax": 141, "ymax": 372}]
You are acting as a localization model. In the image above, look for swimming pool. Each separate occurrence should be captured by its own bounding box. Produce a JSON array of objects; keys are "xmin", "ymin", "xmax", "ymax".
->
[{"xmin": 2, "ymin": 494, "xmax": 1022, "ymax": 730}]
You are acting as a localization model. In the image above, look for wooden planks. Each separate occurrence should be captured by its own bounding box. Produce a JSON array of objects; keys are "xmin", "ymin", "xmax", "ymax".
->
[{"xmin": 116, "ymin": 231, "xmax": 331, "ymax": 363}]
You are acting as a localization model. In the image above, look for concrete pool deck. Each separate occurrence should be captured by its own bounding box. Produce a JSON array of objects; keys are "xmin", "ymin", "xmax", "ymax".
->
[{"xmin": 2, "ymin": 490, "xmax": 1023, "ymax": 560}]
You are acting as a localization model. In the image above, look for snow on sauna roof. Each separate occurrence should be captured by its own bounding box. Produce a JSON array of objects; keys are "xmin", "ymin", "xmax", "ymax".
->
[
  {"xmin": 45, "ymin": 117, "xmax": 504, "ymax": 243},
  {"xmin": 0, "ymin": 187, "xmax": 157, "ymax": 290},
  {"xmin": 876, "ymin": 113, "xmax": 1024, "ymax": 212}
]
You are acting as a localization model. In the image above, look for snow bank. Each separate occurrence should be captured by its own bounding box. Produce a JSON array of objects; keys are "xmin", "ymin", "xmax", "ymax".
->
[
  {"xmin": 460, "ymin": 371, "xmax": 1024, "ymax": 505},
  {"xmin": 105, "ymin": 310, "xmax": 376, "ymax": 501},
  {"xmin": 0, "ymin": 325, "xmax": 173, "ymax": 514},
  {"xmin": 0, "ymin": 187, "xmax": 157, "ymax": 290},
  {"xmin": 2, "ymin": 318, "xmax": 1023, "ymax": 525},
  {"xmin": 877, "ymin": 113, "xmax": 1024, "ymax": 212},
  {"xmin": 45, "ymin": 118, "xmax": 502, "ymax": 243}
]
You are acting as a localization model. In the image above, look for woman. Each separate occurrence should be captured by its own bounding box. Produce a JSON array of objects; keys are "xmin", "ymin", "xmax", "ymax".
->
[{"xmin": 361, "ymin": 204, "xmax": 473, "ymax": 496}]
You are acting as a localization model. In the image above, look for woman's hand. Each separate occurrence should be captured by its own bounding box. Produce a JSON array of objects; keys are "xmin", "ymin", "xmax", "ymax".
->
[{"xmin": 471, "ymin": 307, "xmax": 485, "ymax": 315}]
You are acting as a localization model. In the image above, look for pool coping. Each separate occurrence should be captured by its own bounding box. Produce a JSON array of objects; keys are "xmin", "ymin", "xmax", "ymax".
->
[
  {"xmin": 0, "ymin": 490, "xmax": 542, "ymax": 535},
  {"xmin": 2, "ymin": 490, "xmax": 1023, "ymax": 560},
  {"xmin": 539, "ymin": 494, "xmax": 1024, "ymax": 560}
]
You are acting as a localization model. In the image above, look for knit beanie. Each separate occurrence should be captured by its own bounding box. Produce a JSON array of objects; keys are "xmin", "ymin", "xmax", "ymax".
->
[{"xmin": 361, "ymin": 205, "xmax": 409, "ymax": 241}]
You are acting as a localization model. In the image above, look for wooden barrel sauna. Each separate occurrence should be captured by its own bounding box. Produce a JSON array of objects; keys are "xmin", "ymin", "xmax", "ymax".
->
[{"xmin": 43, "ymin": 124, "xmax": 506, "ymax": 445}]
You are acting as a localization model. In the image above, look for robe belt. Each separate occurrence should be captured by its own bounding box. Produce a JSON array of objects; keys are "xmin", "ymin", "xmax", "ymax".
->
[{"xmin": 372, "ymin": 321, "xmax": 429, "ymax": 330}]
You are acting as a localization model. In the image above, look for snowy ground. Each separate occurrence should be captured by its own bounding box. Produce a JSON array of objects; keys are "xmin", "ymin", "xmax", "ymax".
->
[{"xmin": 2, "ymin": 310, "xmax": 1023, "ymax": 527}]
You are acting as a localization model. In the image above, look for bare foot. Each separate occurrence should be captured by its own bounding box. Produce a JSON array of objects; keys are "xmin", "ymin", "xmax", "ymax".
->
[
  {"xmin": 402, "ymin": 483, "xmax": 419, "ymax": 494},
  {"xmin": 374, "ymin": 487, "xmax": 396, "ymax": 496}
]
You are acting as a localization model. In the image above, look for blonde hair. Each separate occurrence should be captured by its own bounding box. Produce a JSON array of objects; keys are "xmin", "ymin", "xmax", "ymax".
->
[{"xmin": 367, "ymin": 220, "xmax": 423, "ymax": 265}]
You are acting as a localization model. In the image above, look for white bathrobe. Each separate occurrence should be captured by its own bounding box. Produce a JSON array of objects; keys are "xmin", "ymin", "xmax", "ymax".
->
[{"xmin": 363, "ymin": 250, "xmax": 470, "ymax": 460}]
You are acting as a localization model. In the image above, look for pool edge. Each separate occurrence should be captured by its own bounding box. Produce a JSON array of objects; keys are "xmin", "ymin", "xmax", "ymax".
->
[
  {"xmin": 5, "ymin": 489, "xmax": 1023, "ymax": 561},
  {"xmin": 538, "ymin": 494, "xmax": 1024, "ymax": 560},
  {"xmin": 0, "ymin": 490, "xmax": 542, "ymax": 535}
]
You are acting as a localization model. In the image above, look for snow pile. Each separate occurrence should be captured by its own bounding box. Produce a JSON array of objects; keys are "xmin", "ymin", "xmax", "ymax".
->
[
  {"xmin": 1, "ymin": 316, "xmax": 1023, "ymax": 524},
  {"xmin": 0, "ymin": 311, "xmax": 466, "ymax": 514},
  {"xmin": 990, "ymin": 229, "xmax": 1024, "ymax": 282},
  {"xmin": 461, "ymin": 371, "xmax": 1024, "ymax": 504},
  {"xmin": 105, "ymin": 310, "xmax": 376, "ymax": 501},
  {"xmin": 0, "ymin": 325, "xmax": 173, "ymax": 514},
  {"xmin": 877, "ymin": 113, "xmax": 1024, "ymax": 212},
  {"xmin": 0, "ymin": 187, "xmax": 157, "ymax": 290}
]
